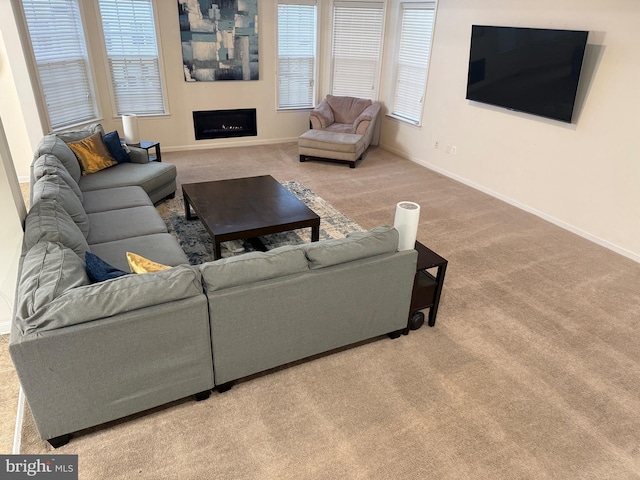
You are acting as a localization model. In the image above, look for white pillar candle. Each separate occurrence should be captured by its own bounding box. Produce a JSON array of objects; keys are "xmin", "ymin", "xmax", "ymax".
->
[
  {"xmin": 393, "ymin": 201, "xmax": 420, "ymax": 251},
  {"xmin": 122, "ymin": 114, "xmax": 140, "ymax": 145}
]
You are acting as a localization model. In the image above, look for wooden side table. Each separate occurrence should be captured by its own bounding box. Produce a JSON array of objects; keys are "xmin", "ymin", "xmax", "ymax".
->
[
  {"xmin": 139, "ymin": 141, "xmax": 161, "ymax": 162},
  {"xmin": 406, "ymin": 241, "xmax": 448, "ymax": 333}
]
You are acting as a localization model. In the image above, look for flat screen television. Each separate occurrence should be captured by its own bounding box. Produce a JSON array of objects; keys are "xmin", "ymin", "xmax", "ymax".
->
[{"xmin": 466, "ymin": 25, "xmax": 589, "ymax": 123}]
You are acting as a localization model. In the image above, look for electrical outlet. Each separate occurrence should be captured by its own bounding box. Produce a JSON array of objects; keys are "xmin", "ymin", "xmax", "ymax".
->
[
  {"xmin": 434, "ymin": 141, "xmax": 440, "ymax": 149},
  {"xmin": 451, "ymin": 146, "xmax": 457, "ymax": 155}
]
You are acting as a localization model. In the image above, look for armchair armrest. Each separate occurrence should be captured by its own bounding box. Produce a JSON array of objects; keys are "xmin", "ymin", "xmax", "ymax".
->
[
  {"xmin": 353, "ymin": 103, "xmax": 381, "ymax": 135},
  {"xmin": 127, "ymin": 146, "xmax": 149, "ymax": 164},
  {"xmin": 309, "ymin": 99, "xmax": 335, "ymax": 130}
]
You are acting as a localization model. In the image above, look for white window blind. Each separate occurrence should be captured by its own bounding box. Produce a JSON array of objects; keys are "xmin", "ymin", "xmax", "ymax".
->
[
  {"xmin": 391, "ymin": 4, "xmax": 436, "ymax": 125},
  {"xmin": 330, "ymin": 2, "xmax": 384, "ymax": 100},
  {"xmin": 21, "ymin": 0, "xmax": 99, "ymax": 131},
  {"xmin": 98, "ymin": 0, "xmax": 166, "ymax": 116},
  {"xmin": 277, "ymin": 1, "xmax": 317, "ymax": 109}
]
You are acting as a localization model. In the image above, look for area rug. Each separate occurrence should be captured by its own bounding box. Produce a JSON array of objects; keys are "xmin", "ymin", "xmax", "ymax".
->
[{"xmin": 155, "ymin": 180, "xmax": 363, "ymax": 264}]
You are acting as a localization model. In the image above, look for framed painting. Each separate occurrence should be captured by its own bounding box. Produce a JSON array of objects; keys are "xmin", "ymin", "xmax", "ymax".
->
[{"xmin": 178, "ymin": 0, "xmax": 258, "ymax": 81}]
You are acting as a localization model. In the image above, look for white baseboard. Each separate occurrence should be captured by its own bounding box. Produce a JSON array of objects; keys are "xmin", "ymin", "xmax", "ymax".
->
[
  {"xmin": 0, "ymin": 319, "xmax": 10, "ymax": 335},
  {"xmin": 383, "ymin": 145, "xmax": 640, "ymax": 265},
  {"xmin": 163, "ymin": 137, "xmax": 299, "ymax": 153},
  {"xmin": 13, "ymin": 387, "xmax": 24, "ymax": 454}
]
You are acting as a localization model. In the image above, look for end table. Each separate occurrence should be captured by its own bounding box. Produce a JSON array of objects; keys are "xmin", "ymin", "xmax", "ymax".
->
[
  {"xmin": 139, "ymin": 140, "xmax": 161, "ymax": 162},
  {"xmin": 406, "ymin": 241, "xmax": 448, "ymax": 333}
]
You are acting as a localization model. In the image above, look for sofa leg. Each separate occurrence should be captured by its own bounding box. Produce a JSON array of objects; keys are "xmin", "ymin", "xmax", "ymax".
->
[
  {"xmin": 195, "ymin": 390, "xmax": 211, "ymax": 401},
  {"xmin": 388, "ymin": 330, "xmax": 403, "ymax": 339},
  {"xmin": 48, "ymin": 433, "xmax": 71, "ymax": 449},
  {"xmin": 299, "ymin": 155, "xmax": 306, "ymax": 163},
  {"xmin": 349, "ymin": 162, "xmax": 356, "ymax": 168},
  {"xmin": 216, "ymin": 382, "xmax": 234, "ymax": 393}
]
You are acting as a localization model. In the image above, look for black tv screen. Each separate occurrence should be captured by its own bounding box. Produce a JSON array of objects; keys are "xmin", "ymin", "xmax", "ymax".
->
[{"xmin": 466, "ymin": 26, "xmax": 589, "ymax": 123}]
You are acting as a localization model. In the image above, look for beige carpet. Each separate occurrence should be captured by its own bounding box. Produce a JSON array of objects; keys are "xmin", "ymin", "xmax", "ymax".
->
[{"xmin": 6, "ymin": 143, "xmax": 640, "ymax": 478}]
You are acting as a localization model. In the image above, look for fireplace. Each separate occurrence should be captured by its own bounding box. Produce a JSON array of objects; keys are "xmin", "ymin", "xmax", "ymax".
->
[{"xmin": 193, "ymin": 109, "xmax": 257, "ymax": 140}]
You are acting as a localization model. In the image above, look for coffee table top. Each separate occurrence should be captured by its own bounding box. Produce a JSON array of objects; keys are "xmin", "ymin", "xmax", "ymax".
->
[{"xmin": 182, "ymin": 175, "xmax": 320, "ymax": 242}]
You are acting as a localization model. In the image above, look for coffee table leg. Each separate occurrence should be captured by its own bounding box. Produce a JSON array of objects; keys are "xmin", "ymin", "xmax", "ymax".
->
[
  {"xmin": 185, "ymin": 197, "xmax": 194, "ymax": 220},
  {"xmin": 311, "ymin": 225, "xmax": 320, "ymax": 242},
  {"xmin": 213, "ymin": 238, "xmax": 222, "ymax": 260}
]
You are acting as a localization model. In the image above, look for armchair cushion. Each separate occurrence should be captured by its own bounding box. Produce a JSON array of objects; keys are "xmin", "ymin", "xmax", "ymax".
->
[{"xmin": 326, "ymin": 95, "xmax": 372, "ymax": 124}]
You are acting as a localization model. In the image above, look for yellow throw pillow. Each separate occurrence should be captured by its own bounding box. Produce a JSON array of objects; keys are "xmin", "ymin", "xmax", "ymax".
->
[
  {"xmin": 66, "ymin": 131, "xmax": 117, "ymax": 176},
  {"xmin": 126, "ymin": 252, "xmax": 172, "ymax": 274}
]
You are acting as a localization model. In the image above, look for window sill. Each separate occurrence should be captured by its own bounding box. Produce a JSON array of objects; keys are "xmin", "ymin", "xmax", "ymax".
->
[{"xmin": 385, "ymin": 113, "xmax": 422, "ymax": 128}]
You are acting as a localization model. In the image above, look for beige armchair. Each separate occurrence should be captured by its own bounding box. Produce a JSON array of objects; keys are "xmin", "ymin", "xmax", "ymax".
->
[{"xmin": 299, "ymin": 95, "xmax": 381, "ymax": 168}]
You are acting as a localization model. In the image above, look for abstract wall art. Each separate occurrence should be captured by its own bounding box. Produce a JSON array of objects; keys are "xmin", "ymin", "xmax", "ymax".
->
[{"xmin": 178, "ymin": 0, "xmax": 258, "ymax": 82}]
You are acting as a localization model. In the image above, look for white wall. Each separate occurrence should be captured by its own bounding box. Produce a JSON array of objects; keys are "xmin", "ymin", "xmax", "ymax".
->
[
  {"xmin": 83, "ymin": 0, "xmax": 311, "ymax": 152},
  {"xmin": 0, "ymin": 0, "xmax": 44, "ymax": 181},
  {"xmin": 379, "ymin": 0, "xmax": 640, "ymax": 261},
  {"xmin": 0, "ymin": 117, "xmax": 26, "ymax": 334}
]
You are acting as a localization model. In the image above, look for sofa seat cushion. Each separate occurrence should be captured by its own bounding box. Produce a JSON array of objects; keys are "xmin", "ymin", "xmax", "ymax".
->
[
  {"xmin": 82, "ymin": 186, "xmax": 153, "ymax": 214},
  {"xmin": 299, "ymin": 130, "xmax": 365, "ymax": 154},
  {"xmin": 32, "ymin": 154, "xmax": 83, "ymax": 202},
  {"xmin": 200, "ymin": 245, "xmax": 309, "ymax": 292},
  {"xmin": 323, "ymin": 123, "xmax": 357, "ymax": 135},
  {"xmin": 24, "ymin": 200, "xmax": 90, "ymax": 258},
  {"xmin": 86, "ymin": 206, "xmax": 168, "ymax": 245},
  {"xmin": 89, "ymin": 233, "xmax": 189, "ymax": 272},
  {"xmin": 303, "ymin": 226, "xmax": 399, "ymax": 269},
  {"xmin": 15, "ymin": 242, "xmax": 90, "ymax": 335},
  {"xmin": 33, "ymin": 135, "xmax": 82, "ymax": 183},
  {"xmin": 78, "ymin": 162, "xmax": 177, "ymax": 198},
  {"xmin": 32, "ymin": 174, "xmax": 89, "ymax": 236}
]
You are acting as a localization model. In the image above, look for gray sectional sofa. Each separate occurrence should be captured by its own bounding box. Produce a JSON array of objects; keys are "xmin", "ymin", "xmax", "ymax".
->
[{"xmin": 10, "ymin": 124, "xmax": 418, "ymax": 448}]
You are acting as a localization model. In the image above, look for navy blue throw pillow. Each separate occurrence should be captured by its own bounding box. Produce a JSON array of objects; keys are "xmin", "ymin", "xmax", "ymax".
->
[
  {"xmin": 85, "ymin": 252, "xmax": 129, "ymax": 282},
  {"xmin": 102, "ymin": 131, "xmax": 131, "ymax": 163}
]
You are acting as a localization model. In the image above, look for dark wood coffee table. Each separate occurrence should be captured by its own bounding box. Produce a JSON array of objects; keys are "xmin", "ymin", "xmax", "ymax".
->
[{"xmin": 182, "ymin": 175, "xmax": 321, "ymax": 259}]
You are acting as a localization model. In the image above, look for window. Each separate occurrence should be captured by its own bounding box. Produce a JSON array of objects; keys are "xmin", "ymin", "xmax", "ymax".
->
[
  {"xmin": 390, "ymin": 3, "xmax": 436, "ymax": 125},
  {"xmin": 330, "ymin": 2, "xmax": 384, "ymax": 100},
  {"xmin": 277, "ymin": 1, "xmax": 318, "ymax": 109},
  {"xmin": 21, "ymin": 0, "xmax": 99, "ymax": 131},
  {"xmin": 98, "ymin": 0, "xmax": 166, "ymax": 116}
]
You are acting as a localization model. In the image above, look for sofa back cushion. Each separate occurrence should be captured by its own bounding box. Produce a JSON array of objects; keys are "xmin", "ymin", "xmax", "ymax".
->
[
  {"xmin": 200, "ymin": 245, "xmax": 309, "ymax": 292},
  {"xmin": 24, "ymin": 199, "xmax": 90, "ymax": 258},
  {"xmin": 303, "ymin": 226, "xmax": 399, "ymax": 269},
  {"xmin": 14, "ymin": 242, "xmax": 90, "ymax": 335},
  {"xmin": 327, "ymin": 95, "xmax": 372, "ymax": 125},
  {"xmin": 16, "ymin": 259, "xmax": 203, "ymax": 334},
  {"xmin": 56, "ymin": 123, "xmax": 105, "ymax": 143},
  {"xmin": 33, "ymin": 135, "xmax": 82, "ymax": 184},
  {"xmin": 32, "ymin": 174, "xmax": 89, "ymax": 236},
  {"xmin": 32, "ymin": 154, "xmax": 83, "ymax": 202}
]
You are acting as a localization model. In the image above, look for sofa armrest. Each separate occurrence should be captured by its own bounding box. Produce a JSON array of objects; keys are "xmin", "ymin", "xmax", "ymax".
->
[
  {"xmin": 309, "ymin": 99, "xmax": 335, "ymax": 130},
  {"xmin": 353, "ymin": 103, "xmax": 381, "ymax": 135},
  {"xmin": 127, "ymin": 146, "xmax": 149, "ymax": 164}
]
